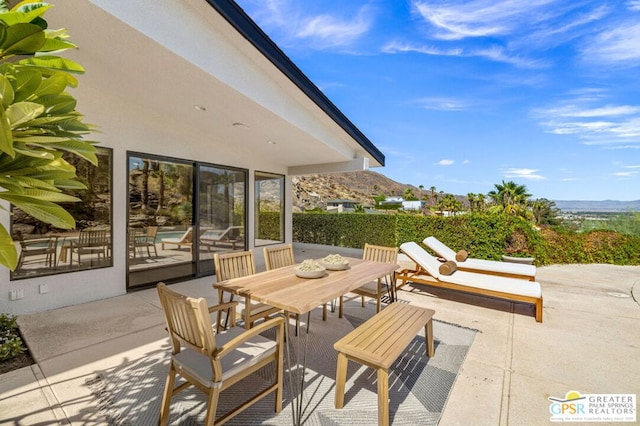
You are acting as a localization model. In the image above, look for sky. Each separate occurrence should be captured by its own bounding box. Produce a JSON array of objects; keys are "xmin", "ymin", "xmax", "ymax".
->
[{"xmin": 235, "ymin": 0, "xmax": 640, "ymax": 201}]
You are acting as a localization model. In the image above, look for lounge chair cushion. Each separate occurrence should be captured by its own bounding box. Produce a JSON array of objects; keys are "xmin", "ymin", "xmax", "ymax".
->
[
  {"xmin": 439, "ymin": 260, "xmax": 457, "ymax": 275},
  {"xmin": 423, "ymin": 236, "xmax": 536, "ymax": 278},
  {"xmin": 456, "ymin": 250, "xmax": 468, "ymax": 262}
]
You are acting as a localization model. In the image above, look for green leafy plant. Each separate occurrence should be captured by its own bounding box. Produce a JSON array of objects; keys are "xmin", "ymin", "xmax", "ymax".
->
[
  {"xmin": 0, "ymin": 1, "xmax": 98, "ymax": 270},
  {"xmin": 0, "ymin": 313, "xmax": 26, "ymax": 361}
]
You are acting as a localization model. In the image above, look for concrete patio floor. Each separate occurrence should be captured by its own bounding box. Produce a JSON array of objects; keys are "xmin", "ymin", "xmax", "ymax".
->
[{"xmin": 1, "ymin": 243, "xmax": 639, "ymax": 425}]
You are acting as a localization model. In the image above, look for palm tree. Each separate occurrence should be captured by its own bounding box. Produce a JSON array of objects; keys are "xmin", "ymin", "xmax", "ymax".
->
[
  {"xmin": 477, "ymin": 193, "xmax": 486, "ymax": 212},
  {"xmin": 437, "ymin": 193, "xmax": 462, "ymax": 215},
  {"xmin": 403, "ymin": 187, "xmax": 415, "ymax": 201},
  {"xmin": 487, "ymin": 181, "xmax": 531, "ymax": 217},
  {"xmin": 467, "ymin": 193, "xmax": 476, "ymax": 211}
]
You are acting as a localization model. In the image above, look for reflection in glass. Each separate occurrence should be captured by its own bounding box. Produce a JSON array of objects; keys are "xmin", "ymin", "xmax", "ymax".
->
[
  {"xmin": 255, "ymin": 172, "xmax": 284, "ymax": 246},
  {"xmin": 198, "ymin": 166, "xmax": 246, "ymax": 273},
  {"xmin": 127, "ymin": 155, "xmax": 194, "ymax": 287},
  {"xmin": 10, "ymin": 147, "xmax": 113, "ymax": 279}
]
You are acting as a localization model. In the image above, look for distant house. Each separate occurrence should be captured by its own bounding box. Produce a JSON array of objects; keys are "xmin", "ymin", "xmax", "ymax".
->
[
  {"xmin": 326, "ymin": 199, "xmax": 360, "ymax": 213},
  {"xmin": 402, "ymin": 200, "xmax": 425, "ymax": 211},
  {"xmin": 385, "ymin": 196, "xmax": 404, "ymax": 203}
]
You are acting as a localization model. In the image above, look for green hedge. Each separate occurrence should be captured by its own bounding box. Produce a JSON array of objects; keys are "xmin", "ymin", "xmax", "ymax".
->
[
  {"xmin": 292, "ymin": 213, "xmax": 396, "ymax": 247},
  {"xmin": 292, "ymin": 212, "xmax": 640, "ymax": 266}
]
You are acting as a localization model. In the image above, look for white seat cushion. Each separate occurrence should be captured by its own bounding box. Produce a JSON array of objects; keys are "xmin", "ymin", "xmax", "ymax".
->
[
  {"xmin": 423, "ymin": 237, "xmax": 536, "ymax": 278},
  {"xmin": 173, "ymin": 326, "xmax": 277, "ymax": 388}
]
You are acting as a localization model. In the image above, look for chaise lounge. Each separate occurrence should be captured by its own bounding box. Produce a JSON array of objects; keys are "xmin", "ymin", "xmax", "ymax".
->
[
  {"xmin": 398, "ymin": 242, "xmax": 543, "ymax": 322},
  {"xmin": 423, "ymin": 236, "xmax": 536, "ymax": 281},
  {"xmin": 161, "ymin": 227, "xmax": 193, "ymax": 252}
]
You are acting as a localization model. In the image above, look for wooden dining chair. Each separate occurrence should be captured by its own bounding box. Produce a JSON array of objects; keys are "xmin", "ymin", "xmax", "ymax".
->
[
  {"xmin": 137, "ymin": 226, "xmax": 159, "ymax": 257},
  {"xmin": 263, "ymin": 244, "xmax": 328, "ymax": 334},
  {"xmin": 263, "ymin": 243, "xmax": 295, "ymax": 270},
  {"xmin": 15, "ymin": 231, "xmax": 57, "ymax": 270},
  {"xmin": 157, "ymin": 283, "xmax": 284, "ymax": 425},
  {"xmin": 214, "ymin": 250, "xmax": 281, "ymax": 329},
  {"xmin": 350, "ymin": 243, "xmax": 398, "ymax": 313}
]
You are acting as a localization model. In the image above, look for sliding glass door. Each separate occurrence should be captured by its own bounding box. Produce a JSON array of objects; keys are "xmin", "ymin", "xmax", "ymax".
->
[
  {"xmin": 127, "ymin": 154, "xmax": 195, "ymax": 288},
  {"xmin": 197, "ymin": 165, "xmax": 246, "ymax": 274},
  {"xmin": 127, "ymin": 153, "xmax": 247, "ymax": 288}
]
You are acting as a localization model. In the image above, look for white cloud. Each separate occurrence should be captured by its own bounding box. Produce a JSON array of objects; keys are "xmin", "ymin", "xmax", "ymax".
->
[
  {"xmin": 582, "ymin": 21, "xmax": 640, "ymax": 65},
  {"xmin": 503, "ymin": 168, "xmax": 546, "ymax": 180},
  {"xmin": 236, "ymin": 1, "xmax": 374, "ymax": 50},
  {"xmin": 410, "ymin": 0, "xmax": 555, "ymax": 40},
  {"xmin": 382, "ymin": 41, "xmax": 542, "ymax": 68},
  {"xmin": 296, "ymin": 7, "xmax": 374, "ymax": 48},
  {"xmin": 437, "ymin": 159, "xmax": 455, "ymax": 166},
  {"xmin": 535, "ymin": 96, "xmax": 640, "ymax": 149},
  {"xmin": 627, "ymin": 1, "xmax": 640, "ymax": 12},
  {"xmin": 415, "ymin": 97, "xmax": 468, "ymax": 111},
  {"xmin": 381, "ymin": 41, "xmax": 463, "ymax": 56},
  {"xmin": 612, "ymin": 171, "xmax": 638, "ymax": 177}
]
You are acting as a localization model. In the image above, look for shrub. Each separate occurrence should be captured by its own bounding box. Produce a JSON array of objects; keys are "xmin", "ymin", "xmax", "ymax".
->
[
  {"xmin": 292, "ymin": 212, "xmax": 640, "ymax": 266},
  {"xmin": 0, "ymin": 314, "xmax": 26, "ymax": 362}
]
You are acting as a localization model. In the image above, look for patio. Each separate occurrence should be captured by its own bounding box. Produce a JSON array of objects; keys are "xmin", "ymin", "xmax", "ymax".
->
[{"xmin": 2, "ymin": 243, "xmax": 639, "ymax": 424}]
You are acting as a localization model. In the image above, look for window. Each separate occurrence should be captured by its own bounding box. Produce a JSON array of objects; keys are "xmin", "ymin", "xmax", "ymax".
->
[
  {"xmin": 11, "ymin": 147, "xmax": 113, "ymax": 279},
  {"xmin": 254, "ymin": 171, "xmax": 284, "ymax": 246}
]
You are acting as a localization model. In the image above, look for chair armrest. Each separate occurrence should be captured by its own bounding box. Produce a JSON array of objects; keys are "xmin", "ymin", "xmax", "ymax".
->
[
  {"xmin": 208, "ymin": 301, "xmax": 238, "ymax": 316},
  {"xmin": 214, "ymin": 316, "xmax": 284, "ymax": 359}
]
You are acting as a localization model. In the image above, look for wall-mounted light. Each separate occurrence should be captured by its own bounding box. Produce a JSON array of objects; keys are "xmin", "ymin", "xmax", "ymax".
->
[
  {"xmin": 267, "ymin": 140, "xmax": 276, "ymax": 145},
  {"xmin": 194, "ymin": 105, "xmax": 207, "ymax": 111}
]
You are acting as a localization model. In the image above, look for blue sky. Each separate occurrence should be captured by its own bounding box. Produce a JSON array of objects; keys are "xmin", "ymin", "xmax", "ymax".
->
[{"xmin": 235, "ymin": 0, "xmax": 640, "ymax": 201}]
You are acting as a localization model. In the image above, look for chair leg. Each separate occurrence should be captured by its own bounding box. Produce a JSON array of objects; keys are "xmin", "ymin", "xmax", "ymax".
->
[
  {"xmin": 204, "ymin": 388, "xmax": 220, "ymax": 426},
  {"xmin": 159, "ymin": 363, "xmax": 177, "ymax": 426},
  {"xmin": 361, "ymin": 295, "xmax": 365, "ymax": 307}
]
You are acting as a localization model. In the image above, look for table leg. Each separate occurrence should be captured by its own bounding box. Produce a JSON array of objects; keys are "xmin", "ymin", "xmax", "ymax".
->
[{"xmin": 425, "ymin": 319, "xmax": 434, "ymax": 357}]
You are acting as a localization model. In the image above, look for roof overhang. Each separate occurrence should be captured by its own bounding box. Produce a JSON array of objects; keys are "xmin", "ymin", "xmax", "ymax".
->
[{"xmin": 46, "ymin": 0, "xmax": 384, "ymax": 173}]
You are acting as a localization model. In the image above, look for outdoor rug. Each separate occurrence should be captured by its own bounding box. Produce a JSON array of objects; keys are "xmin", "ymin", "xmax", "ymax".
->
[{"xmin": 87, "ymin": 298, "xmax": 477, "ymax": 425}]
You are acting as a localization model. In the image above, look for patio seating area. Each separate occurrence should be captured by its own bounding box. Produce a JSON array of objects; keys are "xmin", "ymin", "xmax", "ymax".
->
[{"xmin": 2, "ymin": 243, "xmax": 639, "ymax": 424}]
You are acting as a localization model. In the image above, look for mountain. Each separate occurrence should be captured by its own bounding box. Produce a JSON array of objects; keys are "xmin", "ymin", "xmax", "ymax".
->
[
  {"xmin": 291, "ymin": 171, "xmax": 640, "ymax": 213},
  {"xmin": 552, "ymin": 200, "xmax": 640, "ymax": 212},
  {"xmin": 292, "ymin": 171, "xmax": 420, "ymax": 211}
]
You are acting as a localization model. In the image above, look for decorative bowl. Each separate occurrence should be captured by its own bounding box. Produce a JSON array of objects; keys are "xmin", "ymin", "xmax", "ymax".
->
[
  {"xmin": 319, "ymin": 261, "xmax": 349, "ymax": 271},
  {"xmin": 294, "ymin": 259, "xmax": 326, "ymax": 278},
  {"xmin": 320, "ymin": 254, "xmax": 349, "ymax": 270},
  {"xmin": 294, "ymin": 268, "xmax": 326, "ymax": 279}
]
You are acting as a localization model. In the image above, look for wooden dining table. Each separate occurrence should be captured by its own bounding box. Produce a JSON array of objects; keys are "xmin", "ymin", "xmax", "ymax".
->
[
  {"xmin": 213, "ymin": 257, "xmax": 398, "ymax": 317},
  {"xmin": 213, "ymin": 256, "xmax": 399, "ymax": 426}
]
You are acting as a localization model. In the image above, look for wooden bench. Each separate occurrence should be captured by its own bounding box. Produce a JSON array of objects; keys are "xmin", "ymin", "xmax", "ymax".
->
[{"xmin": 334, "ymin": 303, "xmax": 436, "ymax": 426}]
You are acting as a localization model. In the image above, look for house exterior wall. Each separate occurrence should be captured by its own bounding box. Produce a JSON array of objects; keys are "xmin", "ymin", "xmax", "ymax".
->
[
  {"xmin": 0, "ymin": 0, "xmax": 380, "ymax": 315},
  {"xmin": 1, "ymin": 141, "xmax": 293, "ymax": 315}
]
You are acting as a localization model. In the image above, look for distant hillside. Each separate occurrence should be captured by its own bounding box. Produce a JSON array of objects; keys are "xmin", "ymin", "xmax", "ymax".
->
[
  {"xmin": 553, "ymin": 200, "xmax": 640, "ymax": 213},
  {"xmin": 291, "ymin": 171, "xmax": 466, "ymax": 212},
  {"xmin": 291, "ymin": 171, "xmax": 639, "ymax": 213},
  {"xmin": 292, "ymin": 171, "xmax": 419, "ymax": 211}
]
